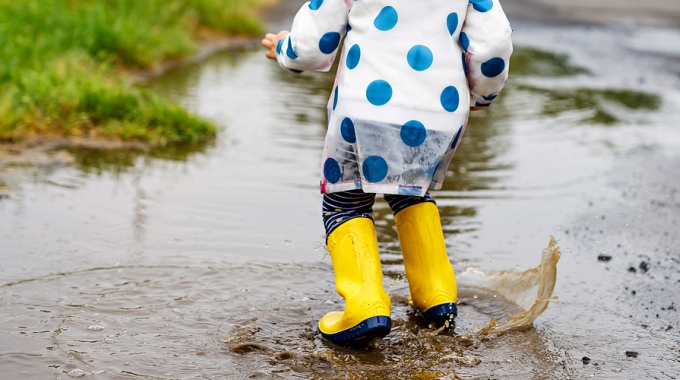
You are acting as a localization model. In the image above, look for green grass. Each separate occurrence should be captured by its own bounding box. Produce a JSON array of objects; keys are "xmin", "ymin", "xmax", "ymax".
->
[{"xmin": 0, "ymin": 0, "xmax": 270, "ymax": 144}]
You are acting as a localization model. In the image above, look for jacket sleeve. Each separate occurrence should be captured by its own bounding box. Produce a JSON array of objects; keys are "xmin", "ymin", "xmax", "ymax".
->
[
  {"xmin": 460, "ymin": 0, "xmax": 513, "ymax": 107},
  {"xmin": 276, "ymin": 0, "xmax": 351, "ymax": 73}
]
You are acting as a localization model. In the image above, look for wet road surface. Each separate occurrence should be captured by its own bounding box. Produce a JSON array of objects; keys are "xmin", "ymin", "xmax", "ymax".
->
[{"xmin": 1, "ymin": 1, "xmax": 680, "ymax": 378}]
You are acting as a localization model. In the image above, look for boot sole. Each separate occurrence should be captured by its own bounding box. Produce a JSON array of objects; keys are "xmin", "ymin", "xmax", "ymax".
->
[
  {"xmin": 423, "ymin": 302, "xmax": 458, "ymax": 326},
  {"xmin": 319, "ymin": 316, "xmax": 391, "ymax": 345}
]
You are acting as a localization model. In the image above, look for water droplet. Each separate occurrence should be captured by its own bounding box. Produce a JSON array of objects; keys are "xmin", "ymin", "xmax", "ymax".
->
[
  {"xmin": 67, "ymin": 369, "xmax": 86, "ymax": 378},
  {"xmin": 87, "ymin": 325, "xmax": 104, "ymax": 331}
]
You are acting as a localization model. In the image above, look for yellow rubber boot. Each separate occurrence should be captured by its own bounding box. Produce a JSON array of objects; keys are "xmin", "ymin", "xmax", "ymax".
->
[
  {"xmin": 318, "ymin": 217, "xmax": 391, "ymax": 344},
  {"xmin": 395, "ymin": 202, "xmax": 458, "ymax": 325}
]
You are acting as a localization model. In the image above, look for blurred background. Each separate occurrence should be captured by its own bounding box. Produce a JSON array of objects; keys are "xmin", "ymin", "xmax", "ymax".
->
[{"xmin": 0, "ymin": 0, "xmax": 679, "ymax": 378}]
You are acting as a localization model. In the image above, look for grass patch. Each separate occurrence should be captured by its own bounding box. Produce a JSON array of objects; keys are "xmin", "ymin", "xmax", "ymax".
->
[{"xmin": 0, "ymin": 0, "xmax": 270, "ymax": 144}]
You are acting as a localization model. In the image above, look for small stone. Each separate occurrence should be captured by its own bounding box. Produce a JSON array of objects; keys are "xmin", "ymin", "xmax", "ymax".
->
[
  {"xmin": 582, "ymin": 356, "xmax": 591, "ymax": 364},
  {"xmin": 639, "ymin": 261, "xmax": 649, "ymax": 273},
  {"xmin": 625, "ymin": 351, "xmax": 638, "ymax": 358},
  {"xmin": 597, "ymin": 255, "xmax": 612, "ymax": 262},
  {"xmin": 628, "ymin": 267, "xmax": 637, "ymax": 273}
]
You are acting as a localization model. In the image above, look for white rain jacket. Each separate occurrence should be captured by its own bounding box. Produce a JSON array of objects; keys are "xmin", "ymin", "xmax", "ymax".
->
[{"xmin": 276, "ymin": 0, "xmax": 513, "ymax": 196}]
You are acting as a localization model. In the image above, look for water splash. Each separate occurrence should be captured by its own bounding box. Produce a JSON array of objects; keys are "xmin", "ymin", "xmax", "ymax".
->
[{"xmin": 458, "ymin": 236, "xmax": 561, "ymax": 334}]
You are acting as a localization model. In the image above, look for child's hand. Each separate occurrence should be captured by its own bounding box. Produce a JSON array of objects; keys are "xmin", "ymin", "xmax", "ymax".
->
[{"xmin": 262, "ymin": 30, "xmax": 290, "ymax": 60}]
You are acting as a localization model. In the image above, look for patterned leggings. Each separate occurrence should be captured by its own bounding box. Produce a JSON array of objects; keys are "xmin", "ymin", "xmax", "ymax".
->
[{"xmin": 322, "ymin": 189, "xmax": 435, "ymax": 237}]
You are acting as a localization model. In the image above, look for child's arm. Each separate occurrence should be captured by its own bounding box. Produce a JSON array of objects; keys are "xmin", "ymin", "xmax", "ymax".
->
[
  {"xmin": 262, "ymin": 0, "xmax": 351, "ymax": 72},
  {"xmin": 460, "ymin": 0, "xmax": 514, "ymax": 108}
]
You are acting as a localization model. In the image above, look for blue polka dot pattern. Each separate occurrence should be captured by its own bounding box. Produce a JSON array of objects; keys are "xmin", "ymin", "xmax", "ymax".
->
[
  {"xmin": 276, "ymin": 40, "xmax": 283, "ymax": 55},
  {"xmin": 400, "ymin": 120, "xmax": 427, "ymax": 147},
  {"xmin": 286, "ymin": 38, "xmax": 298, "ymax": 59},
  {"xmin": 440, "ymin": 86, "xmax": 460, "ymax": 112},
  {"xmin": 346, "ymin": 44, "xmax": 361, "ymax": 69},
  {"xmin": 309, "ymin": 0, "xmax": 323, "ymax": 10},
  {"xmin": 332, "ymin": 86, "xmax": 339, "ymax": 110},
  {"xmin": 469, "ymin": 0, "xmax": 493, "ymax": 12},
  {"xmin": 451, "ymin": 126, "xmax": 463, "ymax": 149},
  {"xmin": 374, "ymin": 6, "xmax": 398, "ymax": 31},
  {"xmin": 324, "ymin": 158, "xmax": 341, "ymax": 183},
  {"xmin": 363, "ymin": 156, "xmax": 388, "ymax": 182},
  {"xmin": 407, "ymin": 45, "xmax": 433, "ymax": 71},
  {"xmin": 319, "ymin": 32, "xmax": 341, "ymax": 54},
  {"xmin": 459, "ymin": 32, "xmax": 469, "ymax": 51},
  {"xmin": 366, "ymin": 80, "xmax": 392, "ymax": 106},
  {"xmin": 481, "ymin": 57, "xmax": 505, "ymax": 77},
  {"xmin": 340, "ymin": 118, "xmax": 356, "ymax": 143},
  {"xmin": 447, "ymin": 13, "xmax": 459, "ymax": 35}
]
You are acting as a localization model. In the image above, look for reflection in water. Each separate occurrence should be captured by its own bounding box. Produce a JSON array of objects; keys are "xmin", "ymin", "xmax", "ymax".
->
[
  {"xmin": 64, "ymin": 141, "xmax": 215, "ymax": 176},
  {"xmin": 510, "ymin": 47, "xmax": 590, "ymax": 77},
  {"xmin": 2, "ymin": 22, "xmax": 680, "ymax": 378},
  {"xmin": 131, "ymin": 173, "xmax": 147, "ymax": 242},
  {"xmin": 518, "ymin": 86, "xmax": 662, "ymax": 125}
]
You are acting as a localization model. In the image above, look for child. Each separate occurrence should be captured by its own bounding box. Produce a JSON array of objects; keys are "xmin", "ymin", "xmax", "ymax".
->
[{"xmin": 262, "ymin": 0, "xmax": 512, "ymax": 344}]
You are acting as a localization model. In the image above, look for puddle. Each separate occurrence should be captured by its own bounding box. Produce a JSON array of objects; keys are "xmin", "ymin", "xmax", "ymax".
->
[
  {"xmin": 0, "ymin": 254, "xmax": 561, "ymax": 379},
  {"xmin": 1, "ymin": 18, "xmax": 680, "ymax": 380}
]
